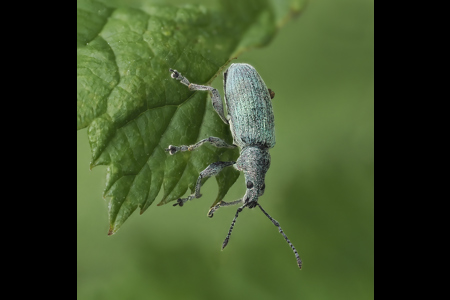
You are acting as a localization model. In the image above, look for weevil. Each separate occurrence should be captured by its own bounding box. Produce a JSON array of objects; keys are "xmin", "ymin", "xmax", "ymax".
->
[{"xmin": 165, "ymin": 63, "xmax": 302, "ymax": 269}]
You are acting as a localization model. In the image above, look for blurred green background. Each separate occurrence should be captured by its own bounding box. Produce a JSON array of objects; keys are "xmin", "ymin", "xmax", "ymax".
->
[{"xmin": 77, "ymin": 0, "xmax": 374, "ymax": 299}]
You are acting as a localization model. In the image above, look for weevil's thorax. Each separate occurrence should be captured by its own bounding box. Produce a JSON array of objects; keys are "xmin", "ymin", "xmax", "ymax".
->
[{"xmin": 235, "ymin": 147, "xmax": 271, "ymax": 206}]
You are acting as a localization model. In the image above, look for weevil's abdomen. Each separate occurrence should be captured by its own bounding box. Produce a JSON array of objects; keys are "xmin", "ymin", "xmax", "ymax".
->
[{"xmin": 224, "ymin": 64, "xmax": 275, "ymax": 149}]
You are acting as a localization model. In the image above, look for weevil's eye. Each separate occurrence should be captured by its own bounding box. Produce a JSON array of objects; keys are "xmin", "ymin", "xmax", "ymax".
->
[
  {"xmin": 247, "ymin": 181, "xmax": 254, "ymax": 189},
  {"xmin": 261, "ymin": 184, "xmax": 265, "ymax": 190}
]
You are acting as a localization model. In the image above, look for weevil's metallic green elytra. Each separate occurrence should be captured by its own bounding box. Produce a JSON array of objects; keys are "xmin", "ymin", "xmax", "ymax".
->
[
  {"xmin": 166, "ymin": 63, "xmax": 302, "ymax": 269},
  {"xmin": 224, "ymin": 64, "xmax": 275, "ymax": 150}
]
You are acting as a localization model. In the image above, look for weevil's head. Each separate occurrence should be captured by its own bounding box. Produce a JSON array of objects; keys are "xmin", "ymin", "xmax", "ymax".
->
[{"xmin": 236, "ymin": 147, "xmax": 271, "ymax": 207}]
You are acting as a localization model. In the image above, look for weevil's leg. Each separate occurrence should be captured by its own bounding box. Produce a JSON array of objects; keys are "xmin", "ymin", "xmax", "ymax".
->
[
  {"xmin": 173, "ymin": 161, "xmax": 236, "ymax": 207},
  {"xmin": 207, "ymin": 198, "xmax": 243, "ymax": 218},
  {"xmin": 166, "ymin": 137, "xmax": 236, "ymax": 155},
  {"xmin": 256, "ymin": 203, "xmax": 302, "ymax": 269},
  {"xmin": 169, "ymin": 68, "xmax": 228, "ymax": 124},
  {"xmin": 189, "ymin": 83, "xmax": 228, "ymax": 124}
]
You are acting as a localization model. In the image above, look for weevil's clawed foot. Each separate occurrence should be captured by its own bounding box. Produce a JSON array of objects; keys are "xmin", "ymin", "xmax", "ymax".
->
[
  {"xmin": 169, "ymin": 68, "xmax": 181, "ymax": 80},
  {"xmin": 173, "ymin": 198, "xmax": 184, "ymax": 207},
  {"xmin": 165, "ymin": 145, "xmax": 177, "ymax": 155},
  {"xmin": 165, "ymin": 145, "xmax": 189, "ymax": 155},
  {"xmin": 207, "ymin": 202, "xmax": 222, "ymax": 218}
]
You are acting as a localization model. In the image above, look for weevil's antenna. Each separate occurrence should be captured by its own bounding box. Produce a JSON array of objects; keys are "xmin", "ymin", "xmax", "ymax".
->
[
  {"xmin": 256, "ymin": 203, "xmax": 302, "ymax": 269},
  {"xmin": 222, "ymin": 203, "xmax": 248, "ymax": 250}
]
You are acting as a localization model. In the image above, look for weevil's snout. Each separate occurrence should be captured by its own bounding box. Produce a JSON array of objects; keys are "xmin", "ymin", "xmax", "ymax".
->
[
  {"xmin": 247, "ymin": 178, "xmax": 266, "ymax": 196},
  {"xmin": 243, "ymin": 175, "xmax": 266, "ymax": 207},
  {"xmin": 247, "ymin": 201, "xmax": 258, "ymax": 209}
]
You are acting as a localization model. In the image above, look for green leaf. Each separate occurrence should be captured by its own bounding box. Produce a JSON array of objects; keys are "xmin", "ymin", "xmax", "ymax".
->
[{"xmin": 77, "ymin": 0, "xmax": 306, "ymax": 234}]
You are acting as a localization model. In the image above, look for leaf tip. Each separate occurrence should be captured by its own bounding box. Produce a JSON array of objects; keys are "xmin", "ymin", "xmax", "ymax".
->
[
  {"xmin": 90, "ymin": 160, "xmax": 100, "ymax": 170},
  {"xmin": 157, "ymin": 195, "xmax": 168, "ymax": 206},
  {"xmin": 107, "ymin": 227, "xmax": 115, "ymax": 236}
]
